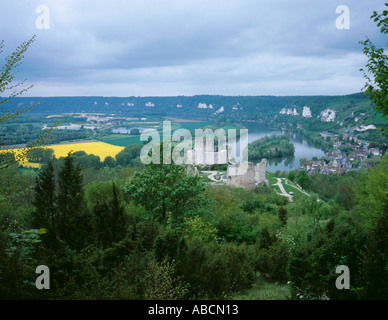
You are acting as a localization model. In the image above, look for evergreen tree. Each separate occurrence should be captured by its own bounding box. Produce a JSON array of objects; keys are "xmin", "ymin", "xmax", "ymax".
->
[
  {"xmin": 32, "ymin": 161, "xmax": 57, "ymax": 248},
  {"xmin": 110, "ymin": 182, "xmax": 127, "ymax": 242},
  {"xmin": 258, "ymin": 227, "xmax": 275, "ymax": 250},
  {"xmin": 278, "ymin": 207, "xmax": 288, "ymax": 226},
  {"xmin": 93, "ymin": 182, "xmax": 127, "ymax": 248},
  {"xmin": 153, "ymin": 229, "xmax": 187, "ymax": 273},
  {"xmin": 56, "ymin": 152, "xmax": 93, "ymax": 250},
  {"xmin": 93, "ymin": 200, "xmax": 112, "ymax": 249}
]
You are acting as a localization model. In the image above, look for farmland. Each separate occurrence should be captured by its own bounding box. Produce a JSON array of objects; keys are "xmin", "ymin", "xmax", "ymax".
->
[
  {"xmin": 2, "ymin": 141, "xmax": 125, "ymax": 168},
  {"xmin": 96, "ymin": 120, "xmax": 214, "ymax": 147},
  {"xmin": 0, "ymin": 116, "xmax": 216, "ymax": 167},
  {"xmin": 46, "ymin": 141, "xmax": 125, "ymax": 160}
]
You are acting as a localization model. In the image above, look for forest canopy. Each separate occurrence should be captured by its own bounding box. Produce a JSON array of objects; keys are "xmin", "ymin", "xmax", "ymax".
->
[{"xmin": 248, "ymin": 134, "xmax": 295, "ymax": 160}]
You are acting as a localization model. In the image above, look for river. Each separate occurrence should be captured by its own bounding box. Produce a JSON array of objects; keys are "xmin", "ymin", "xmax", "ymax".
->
[{"xmin": 238, "ymin": 124, "xmax": 325, "ymax": 173}]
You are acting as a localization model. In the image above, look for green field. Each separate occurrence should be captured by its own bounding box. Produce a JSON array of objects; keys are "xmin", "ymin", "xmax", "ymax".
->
[
  {"xmin": 101, "ymin": 121, "xmax": 214, "ymax": 147},
  {"xmin": 265, "ymin": 171, "xmax": 278, "ymax": 185},
  {"xmin": 101, "ymin": 135, "xmax": 142, "ymax": 147}
]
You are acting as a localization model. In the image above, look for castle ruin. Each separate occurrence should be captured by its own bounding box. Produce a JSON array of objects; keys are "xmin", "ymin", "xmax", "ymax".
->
[
  {"xmin": 226, "ymin": 159, "xmax": 268, "ymax": 190},
  {"xmin": 186, "ymin": 137, "xmax": 268, "ymax": 190}
]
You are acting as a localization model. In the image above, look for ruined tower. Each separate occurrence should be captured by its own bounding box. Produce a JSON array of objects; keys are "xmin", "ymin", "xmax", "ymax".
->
[
  {"xmin": 226, "ymin": 158, "xmax": 268, "ymax": 190},
  {"xmin": 226, "ymin": 162, "xmax": 256, "ymax": 190},
  {"xmin": 255, "ymin": 158, "xmax": 268, "ymax": 186}
]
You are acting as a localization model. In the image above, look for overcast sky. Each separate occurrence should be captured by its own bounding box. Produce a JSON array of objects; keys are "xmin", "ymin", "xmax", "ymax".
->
[{"xmin": 0, "ymin": 0, "xmax": 386, "ymax": 97}]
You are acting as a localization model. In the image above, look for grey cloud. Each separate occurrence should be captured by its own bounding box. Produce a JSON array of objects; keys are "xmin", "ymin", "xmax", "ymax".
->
[{"xmin": 0, "ymin": 0, "xmax": 386, "ymax": 96}]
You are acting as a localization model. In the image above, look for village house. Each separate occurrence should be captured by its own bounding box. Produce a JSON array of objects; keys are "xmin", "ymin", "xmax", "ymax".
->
[
  {"xmin": 319, "ymin": 165, "xmax": 347, "ymax": 175},
  {"xmin": 348, "ymin": 150, "xmax": 365, "ymax": 162},
  {"xmin": 333, "ymin": 140, "xmax": 342, "ymax": 149},
  {"xmin": 347, "ymin": 134, "xmax": 358, "ymax": 143},
  {"xmin": 302, "ymin": 160, "xmax": 325, "ymax": 173},
  {"xmin": 308, "ymin": 127, "xmax": 383, "ymax": 175},
  {"xmin": 325, "ymin": 150, "xmax": 341, "ymax": 159},
  {"xmin": 331, "ymin": 157, "xmax": 352, "ymax": 170},
  {"xmin": 343, "ymin": 128, "xmax": 359, "ymax": 143},
  {"xmin": 369, "ymin": 148, "xmax": 382, "ymax": 157},
  {"xmin": 320, "ymin": 131, "xmax": 338, "ymax": 140}
]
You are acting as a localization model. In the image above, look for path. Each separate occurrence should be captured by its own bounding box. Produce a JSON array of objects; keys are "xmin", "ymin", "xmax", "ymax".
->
[
  {"xmin": 201, "ymin": 170, "xmax": 220, "ymax": 182},
  {"xmin": 273, "ymin": 178, "xmax": 293, "ymax": 202},
  {"xmin": 283, "ymin": 178, "xmax": 310, "ymax": 197}
]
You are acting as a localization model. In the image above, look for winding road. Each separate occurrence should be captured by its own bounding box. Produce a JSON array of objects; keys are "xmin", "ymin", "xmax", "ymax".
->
[
  {"xmin": 201, "ymin": 170, "xmax": 221, "ymax": 182},
  {"xmin": 274, "ymin": 178, "xmax": 293, "ymax": 201}
]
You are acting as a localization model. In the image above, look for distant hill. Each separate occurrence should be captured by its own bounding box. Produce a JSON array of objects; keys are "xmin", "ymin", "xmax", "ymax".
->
[{"xmin": 2, "ymin": 92, "xmax": 387, "ymax": 134}]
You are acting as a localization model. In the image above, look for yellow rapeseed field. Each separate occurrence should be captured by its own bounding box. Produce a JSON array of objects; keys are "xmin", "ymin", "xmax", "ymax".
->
[
  {"xmin": 48, "ymin": 141, "xmax": 125, "ymax": 161},
  {"xmin": 1, "ymin": 141, "xmax": 125, "ymax": 168}
]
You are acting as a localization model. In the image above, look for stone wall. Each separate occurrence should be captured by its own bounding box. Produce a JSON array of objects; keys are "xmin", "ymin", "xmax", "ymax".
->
[
  {"xmin": 227, "ymin": 162, "xmax": 256, "ymax": 190},
  {"xmin": 226, "ymin": 158, "xmax": 268, "ymax": 190},
  {"xmin": 255, "ymin": 159, "xmax": 267, "ymax": 185}
]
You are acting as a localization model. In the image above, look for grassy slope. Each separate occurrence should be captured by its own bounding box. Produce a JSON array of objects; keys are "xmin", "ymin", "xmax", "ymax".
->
[{"xmin": 232, "ymin": 276, "xmax": 290, "ymax": 300}]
